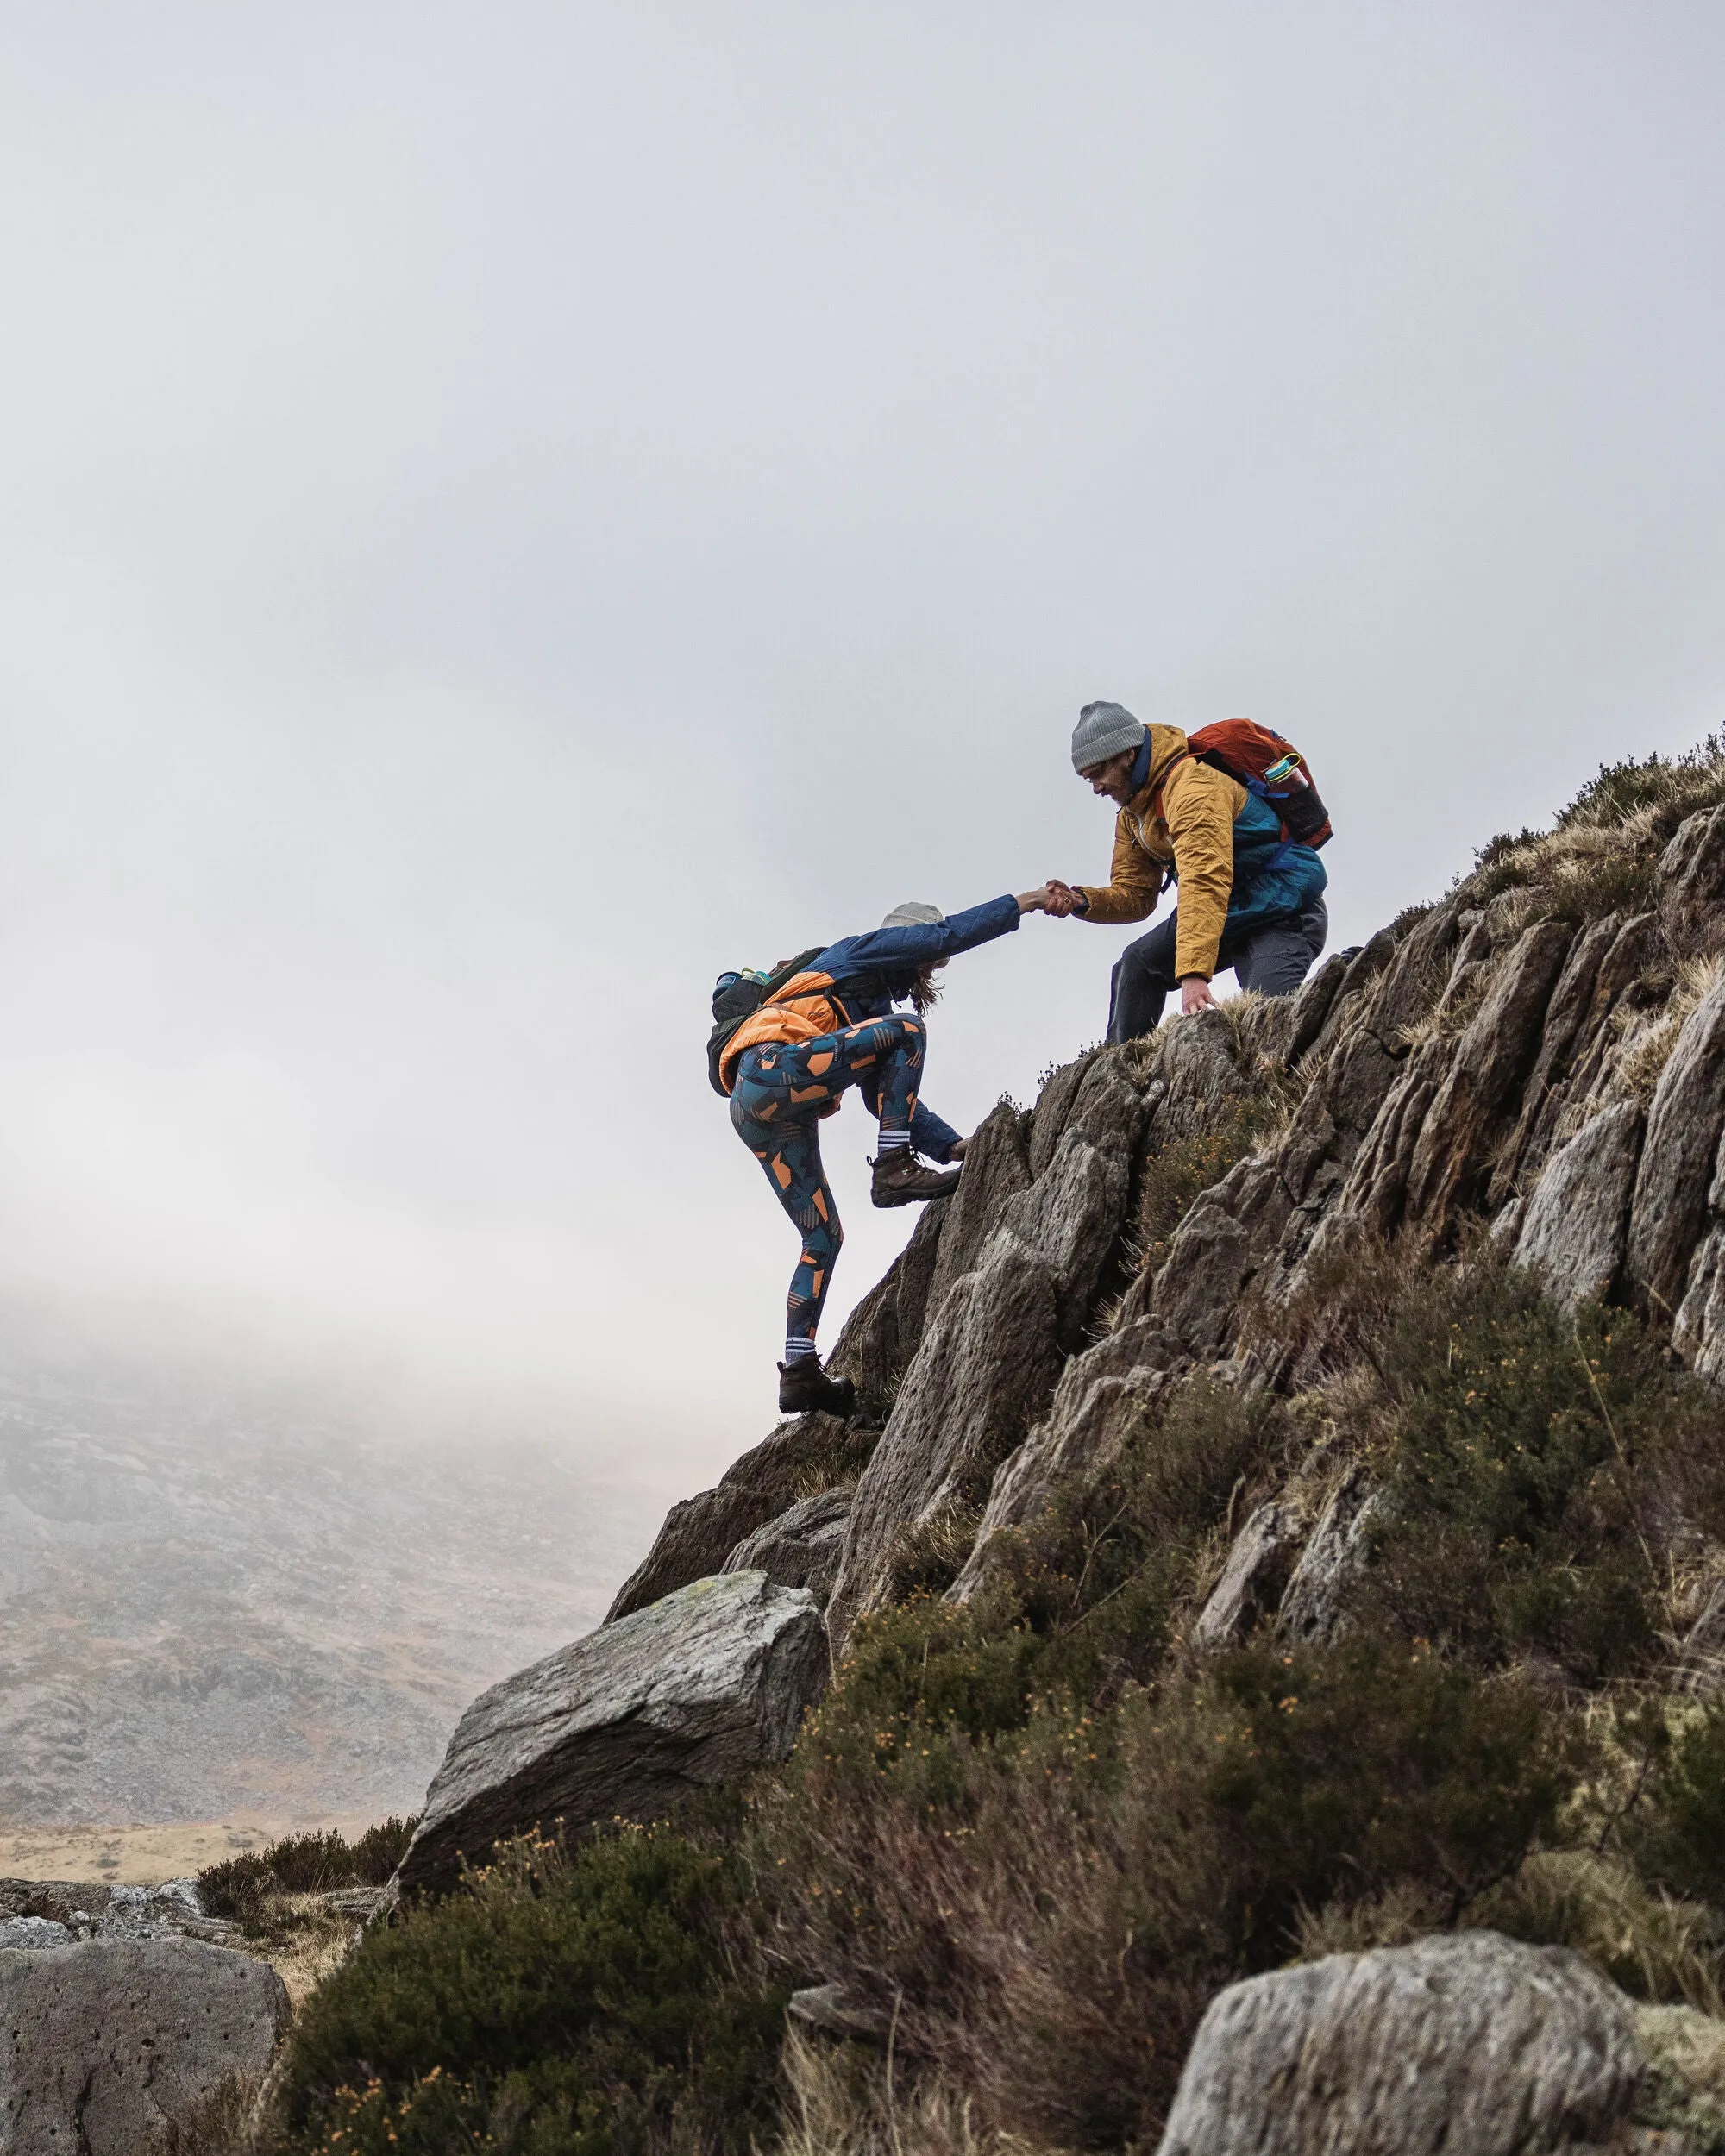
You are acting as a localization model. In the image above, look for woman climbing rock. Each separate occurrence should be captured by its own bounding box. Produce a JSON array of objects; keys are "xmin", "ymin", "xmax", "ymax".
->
[{"xmin": 714, "ymin": 888, "xmax": 1056, "ymax": 1416}]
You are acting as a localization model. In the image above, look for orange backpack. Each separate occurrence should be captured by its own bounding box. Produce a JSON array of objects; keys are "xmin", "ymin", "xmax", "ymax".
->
[{"xmin": 1184, "ymin": 720, "xmax": 1333, "ymax": 849}]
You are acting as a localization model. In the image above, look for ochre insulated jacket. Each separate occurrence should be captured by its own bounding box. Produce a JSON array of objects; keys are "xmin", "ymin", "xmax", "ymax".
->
[{"xmin": 1074, "ymin": 724, "xmax": 1326, "ymax": 981}]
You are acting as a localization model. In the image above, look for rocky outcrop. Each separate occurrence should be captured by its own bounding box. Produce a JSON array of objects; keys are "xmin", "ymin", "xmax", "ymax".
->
[
  {"xmin": 1191, "ymin": 1501, "xmax": 1304, "ymax": 1649},
  {"xmin": 1514, "ymin": 1099, "xmax": 1645, "ymax": 1309},
  {"xmin": 0, "ymin": 1877, "xmax": 236, "ymax": 1951},
  {"xmin": 0, "ymin": 1936, "xmax": 289, "ymax": 2155},
  {"xmin": 949, "ymin": 1316, "xmax": 1177, "ymax": 1603},
  {"xmin": 1628, "ymin": 975, "xmax": 1725, "ymax": 1317},
  {"xmin": 606, "ymin": 1413, "xmax": 872, "ymax": 1622},
  {"xmin": 826, "ymin": 1234, "xmax": 1064, "ymax": 1641},
  {"xmin": 1155, "ymin": 1931, "xmax": 1642, "ymax": 2156},
  {"xmin": 1276, "ymin": 1468, "xmax": 1380, "ymax": 1645},
  {"xmin": 398, "ymin": 1571, "xmax": 827, "ymax": 1896},
  {"xmin": 828, "ymin": 1203, "xmax": 947, "ymax": 1405},
  {"xmin": 722, "ymin": 1487, "xmax": 853, "ymax": 1604},
  {"xmin": 1659, "ymin": 802, "xmax": 1725, "ymax": 956}
]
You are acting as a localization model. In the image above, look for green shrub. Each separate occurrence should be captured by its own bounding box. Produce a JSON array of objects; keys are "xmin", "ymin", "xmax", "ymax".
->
[
  {"xmin": 1470, "ymin": 1850, "xmax": 1724, "ymax": 2015},
  {"xmin": 1138, "ymin": 1100, "xmax": 1276, "ymax": 1273},
  {"xmin": 754, "ymin": 1633, "xmax": 1583, "ymax": 2151},
  {"xmin": 1556, "ymin": 736, "xmax": 1725, "ymax": 832},
  {"xmin": 1359, "ymin": 1269, "xmax": 1722, "ymax": 1682},
  {"xmin": 1203, "ymin": 1639, "xmax": 1586, "ymax": 1956},
  {"xmin": 198, "ymin": 1817, "xmax": 419, "ymax": 1932},
  {"xmin": 275, "ymin": 1826, "xmax": 783, "ymax": 2156},
  {"xmin": 1626, "ymin": 1702, "xmax": 1725, "ymax": 1911}
]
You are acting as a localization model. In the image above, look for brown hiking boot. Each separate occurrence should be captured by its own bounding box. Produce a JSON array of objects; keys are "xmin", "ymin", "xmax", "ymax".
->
[
  {"xmin": 777, "ymin": 1357, "xmax": 857, "ymax": 1419},
  {"xmin": 870, "ymin": 1150, "xmax": 962, "ymax": 1209}
]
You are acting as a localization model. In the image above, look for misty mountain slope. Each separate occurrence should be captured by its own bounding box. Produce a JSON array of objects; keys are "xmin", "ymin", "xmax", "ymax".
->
[{"xmin": 0, "ymin": 1339, "xmax": 657, "ymax": 1824}]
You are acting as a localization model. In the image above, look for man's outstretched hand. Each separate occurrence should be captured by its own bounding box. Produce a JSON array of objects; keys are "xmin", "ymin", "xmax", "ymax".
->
[
  {"xmin": 1015, "ymin": 884, "xmax": 1063, "ymax": 913},
  {"xmin": 1180, "ymin": 975, "xmax": 1216, "ymax": 1016},
  {"xmin": 1042, "ymin": 880, "xmax": 1086, "ymax": 918}
]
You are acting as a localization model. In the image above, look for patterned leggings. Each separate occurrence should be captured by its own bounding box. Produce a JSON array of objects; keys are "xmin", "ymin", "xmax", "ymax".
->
[{"xmin": 731, "ymin": 1013, "xmax": 925, "ymax": 1344}]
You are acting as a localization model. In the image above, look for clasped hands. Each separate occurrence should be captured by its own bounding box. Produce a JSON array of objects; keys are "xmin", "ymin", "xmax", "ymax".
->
[{"xmin": 1018, "ymin": 881, "xmax": 1216, "ymax": 1016}]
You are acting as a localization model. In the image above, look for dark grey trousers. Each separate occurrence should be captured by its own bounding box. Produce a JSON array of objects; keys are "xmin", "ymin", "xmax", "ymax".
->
[{"xmin": 1107, "ymin": 900, "xmax": 1329, "ymax": 1044}]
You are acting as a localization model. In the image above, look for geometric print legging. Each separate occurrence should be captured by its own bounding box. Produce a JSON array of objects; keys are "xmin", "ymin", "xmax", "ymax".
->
[{"xmin": 730, "ymin": 1012, "xmax": 925, "ymax": 1345}]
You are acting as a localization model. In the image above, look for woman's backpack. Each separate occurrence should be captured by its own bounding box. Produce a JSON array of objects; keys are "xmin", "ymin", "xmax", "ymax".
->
[
  {"xmin": 707, "ymin": 949, "xmax": 824, "ymax": 1095},
  {"xmin": 1187, "ymin": 720, "xmax": 1333, "ymax": 848}
]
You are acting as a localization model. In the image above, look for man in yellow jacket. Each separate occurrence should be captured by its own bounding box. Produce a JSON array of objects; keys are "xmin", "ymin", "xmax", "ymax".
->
[{"xmin": 1047, "ymin": 700, "xmax": 1328, "ymax": 1041}]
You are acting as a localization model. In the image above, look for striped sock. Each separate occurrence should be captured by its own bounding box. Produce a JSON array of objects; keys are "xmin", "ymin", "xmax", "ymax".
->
[
  {"xmin": 875, "ymin": 1130, "xmax": 912, "ymax": 1152},
  {"xmin": 784, "ymin": 1337, "xmax": 819, "ymax": 1362}
]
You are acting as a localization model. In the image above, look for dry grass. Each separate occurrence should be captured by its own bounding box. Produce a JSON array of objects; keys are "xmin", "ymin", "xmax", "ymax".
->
[
  {"xmin": 775, "ymin": 2026, "xmax": 1065, "ymax": 2156},
  {"xmin": 1468, "ymin": 1851, "xmax": 1725, "ymax": 2018},
  {"xmin": 1607, "ymin": 954, "xmax": 1725, "ymax": 1105},
  {"xmin": 252, "ymin": 1892, "xmax": 367, "ymax": 2006},
  {"xmin": 1293, "ymin": 1881, "xmax": 1447, "ymax": 1959}
]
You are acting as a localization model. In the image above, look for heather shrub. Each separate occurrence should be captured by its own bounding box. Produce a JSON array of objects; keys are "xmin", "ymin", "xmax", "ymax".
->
[
  {"xmin": 273, "ymin": 1827, "xmax": 783, "ymax": 2156},
  {"xmin": 968, "ymin": 1373, "xmax": 1284, "ymax": 1702},
  {"xmin": 755, "ymin": 1628, "xmax": 1583, "ymax": 2149},
  {"xmin": 198, "ymin": 1816, "xmax": 418, "ymax": 1934},
  {"xmin": 1137, "ymin": 1098, "xmax": 1277, "ymax": 1273},
  {"xmin": 1625, "ymin": 1701, "xmax": 1725, "ymax": 1911},
  {"xmin": 1358, "ymin": 1268, "xmax": 1722, "ymax": 1682}
]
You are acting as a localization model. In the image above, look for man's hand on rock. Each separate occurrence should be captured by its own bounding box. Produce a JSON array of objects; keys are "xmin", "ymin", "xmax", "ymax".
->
[{"xmin": 1180, "ymin": 975, "xmax": 1217, "ymax": 1017}]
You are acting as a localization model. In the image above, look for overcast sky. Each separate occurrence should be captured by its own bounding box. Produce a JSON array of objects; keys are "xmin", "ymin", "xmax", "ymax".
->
[{"xmin": 0, "ymin": 3, "xmax": 1722, "ymax": 1495}]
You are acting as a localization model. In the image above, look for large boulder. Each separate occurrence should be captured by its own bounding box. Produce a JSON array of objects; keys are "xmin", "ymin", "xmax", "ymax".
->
[
  {"xmin": 1155, "ymin": 1931, "xmax": 1642, "ymax": 2156},
  {"xmin": 398, "ymin": 1570, "xmax": 827, "ymax": 1896},
  {"xmin": 606, "ymin": 1413, "xmax": 872, "ymax": 1621},
  {"xmin": 0, "ymin": 1936, "xmax": 289, "ymax": 2156}
]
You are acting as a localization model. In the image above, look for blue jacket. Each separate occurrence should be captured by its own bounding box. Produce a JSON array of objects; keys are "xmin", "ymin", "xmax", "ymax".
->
[{"xmin": 801, "ymin": 893, "xmax": 1021, "ymax": 1159}]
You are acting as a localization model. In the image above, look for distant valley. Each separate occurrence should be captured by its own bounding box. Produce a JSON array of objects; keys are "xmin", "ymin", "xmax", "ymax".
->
[{"xmin": 0, "ymin": 1316, "xmax": 665, "ymax": 1828}]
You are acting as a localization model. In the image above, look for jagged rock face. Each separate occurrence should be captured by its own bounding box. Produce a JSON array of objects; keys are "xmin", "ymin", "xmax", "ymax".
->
[
  {"xmin": 1155, "ymin": 1931, "xmax": 1642, "ymax": 2156},
  {"xmin": 1659, "ymin": 802, "xmax": 1725, "ymax": 956},
  {"xmin": 1628, "ymin": 975, "xmax": 1725, "ymax": 1317},
  {"xmin": 398, "ymin": 1571, "xmax": 827, "ymax": 1896},
  {"xmin": 1515, "ymin": 1099, "xmax": 1644, "ymax": 1308},
  {"xmin": 828, "ymin": 1202, "xmax": 947, "ymax": 1405},
  {"xmin": 826, "ymin": 1235, "xmax": 1064, "ymax": 1641},
  {"xmin": 605, "ymin": 1413, "xmax": 871, "ymax": 1622},
  {"xmin": 585, "ymin": 804, "xmax": 1725, "ymax": 1788},
  {"xmin": 1276, "ymin": 1469, "xmax": 1381, "ymax": 1646},
  {"xmin": 0, "ymin": 1937, "xmax": 289, "ymax": 2155},
  {"xmin": 948, "ymin": 1315, "xmax": 1176, "ymax": 1605},
  {"xmin": 721, "ymin": 1487, "xmax": 853, "ymax": 1605}
]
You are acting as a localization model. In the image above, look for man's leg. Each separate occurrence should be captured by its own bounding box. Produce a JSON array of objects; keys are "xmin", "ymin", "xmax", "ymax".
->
[
  {"xmin": 1108, "ymin": 912, "xmax": 1182, "ymax": 1043},
  {"xmin": 1233, "ymin": 900, "xmax": 1329, "ymax": 999}
]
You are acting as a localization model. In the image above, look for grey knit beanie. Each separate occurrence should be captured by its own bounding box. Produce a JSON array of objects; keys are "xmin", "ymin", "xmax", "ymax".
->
[
  {"xmin": 1070, "ymin": 699, "xmax": 1145, "ymax": 774},
  {"xmin": 881, "ymin": 901, "xmax": 943, "ymax": 930}
]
